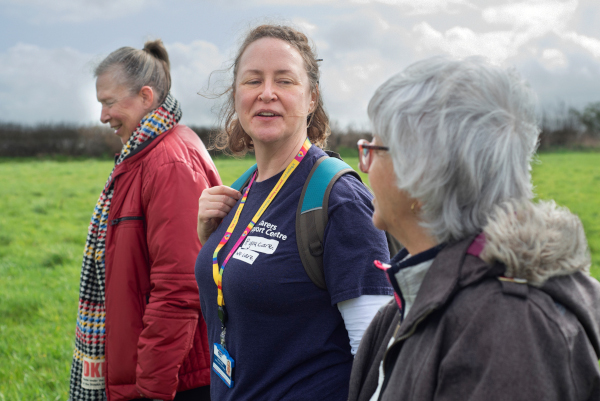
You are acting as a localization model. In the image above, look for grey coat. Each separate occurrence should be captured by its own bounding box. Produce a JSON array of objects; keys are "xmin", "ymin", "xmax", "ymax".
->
[{"xmin": 349, "ymin": 201, "xmax": 600, "ymax": 401}]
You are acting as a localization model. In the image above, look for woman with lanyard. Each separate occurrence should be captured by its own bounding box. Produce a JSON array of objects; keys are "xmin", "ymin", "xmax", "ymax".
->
[{"xmin": 195, "ymin": 24, "xmax": 393, "ymax": 400}]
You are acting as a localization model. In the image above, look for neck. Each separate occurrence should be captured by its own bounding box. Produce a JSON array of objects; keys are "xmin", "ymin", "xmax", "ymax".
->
[
  {"xmin": 388, "ymin": 219, "xmax": 438, "ymax": 256},
  {"xmin": 254, "ymin": 134, "xmax": 308, "ymax": 182}
]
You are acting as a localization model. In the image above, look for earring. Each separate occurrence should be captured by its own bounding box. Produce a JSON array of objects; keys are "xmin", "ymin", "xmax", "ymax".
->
[{"xmin": 411, "ymin": 201, "xmax": 418, "ymax": 215}]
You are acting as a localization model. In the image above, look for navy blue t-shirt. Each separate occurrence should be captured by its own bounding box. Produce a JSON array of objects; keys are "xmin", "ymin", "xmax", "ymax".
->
[{"xmin": 195, "ymin": 146, "xmax": 392, "ymax": 401}]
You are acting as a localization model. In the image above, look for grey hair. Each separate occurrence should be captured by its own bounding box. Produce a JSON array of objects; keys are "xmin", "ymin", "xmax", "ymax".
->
[
  {"xmin": 95, "ymin": 39, "xmax": 171, "ymax": 105},
  {"xmin": 368, "ymin": 56, "xmax": 540, "ymax": 244}
]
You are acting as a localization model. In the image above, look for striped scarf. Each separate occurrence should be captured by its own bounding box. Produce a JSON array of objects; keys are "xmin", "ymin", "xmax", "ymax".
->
[{"xmin": 69, "ymin": 93, "xmax": 182, "ymax": 401}]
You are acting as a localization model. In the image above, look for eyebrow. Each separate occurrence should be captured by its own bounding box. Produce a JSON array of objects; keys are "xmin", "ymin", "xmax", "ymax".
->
[{"xmin": 242, "ymin": 69, "xmax": 297, "ymax": 75}]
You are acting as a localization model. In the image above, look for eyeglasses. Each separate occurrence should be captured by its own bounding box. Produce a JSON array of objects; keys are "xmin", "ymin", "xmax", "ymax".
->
[{"xmin": 357, "ymin": 139, "xmax": 389, "ymax": 173}]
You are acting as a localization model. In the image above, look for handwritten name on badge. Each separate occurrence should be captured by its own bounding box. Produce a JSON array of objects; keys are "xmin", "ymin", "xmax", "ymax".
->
[
  {"xmin": 242, "ymin": 236, "xmax": 279, "ymax": 254},
  {"xmin": 81, "ymin": 357, "xmax": 105, "ymax": 390},
  {"xmin": 233, "ymin": 248, "xmax": 259, "ymax": 265}
]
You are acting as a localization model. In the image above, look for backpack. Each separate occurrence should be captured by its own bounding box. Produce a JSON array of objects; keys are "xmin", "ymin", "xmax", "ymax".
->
[{"xmin": 231, "ymin": 151, "xmax": 402, "ymax": 290}]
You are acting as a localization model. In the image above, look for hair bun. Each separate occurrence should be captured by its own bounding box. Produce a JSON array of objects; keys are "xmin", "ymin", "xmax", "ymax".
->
[{"xmin": 143, "ymin": 39, "xmax": 170, "ymax": 69}]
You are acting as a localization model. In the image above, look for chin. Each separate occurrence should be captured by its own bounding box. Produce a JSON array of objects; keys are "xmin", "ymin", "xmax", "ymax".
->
[
  {"xmin": 251, "ymin": 131, "xmax": 289, "ymax": 145},
  {"xmin": 117, "ymin": 130, "xmax": 133, "ymax": 145}
]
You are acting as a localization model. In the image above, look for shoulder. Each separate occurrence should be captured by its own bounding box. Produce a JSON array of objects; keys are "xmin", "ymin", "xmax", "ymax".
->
[
  {"xmin": 308, "ymin": 149, "xmax": 373, "ymax": 213},
  {"xmin": 327, "ymin": 170, "xmax": 372, "ymax": 210},
  {"xmin": 144, "ymin": 125, "xmax": 211, "ymax": 174},
  {"xmin": 427, "ymin": 275, "xmax": 600, "ymax": 399},
  {"xmin": 164, "ymin": 124, "xmax": 205, "ymax": 150},
  {"xmin": 300, "ymin": 147, "xmax": 374, "ymax": 218},
  {"xmin": 443, "ymin": 276, "xmax": 590, "ymax": 355}
]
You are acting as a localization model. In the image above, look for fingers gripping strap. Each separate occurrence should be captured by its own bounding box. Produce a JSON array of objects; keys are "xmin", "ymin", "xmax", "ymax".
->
[{"xmin": 215, "ymin": 139, "xmax": 312, "ymax": 311}]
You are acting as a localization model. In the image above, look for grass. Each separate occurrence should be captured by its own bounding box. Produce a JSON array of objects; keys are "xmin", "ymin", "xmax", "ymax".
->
[
  {"xmin": 531, "ymin": 153, "xmax": 600, "ymax": 278},
  {"xmin": 0, "ymin": 152, "xmax": 599, "ymax": 399}
]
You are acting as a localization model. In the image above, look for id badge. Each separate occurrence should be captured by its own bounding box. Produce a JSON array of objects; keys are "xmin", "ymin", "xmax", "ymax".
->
[{"xmin": 213, "ymin": 343, "xmax": 235, "ymax": 388}]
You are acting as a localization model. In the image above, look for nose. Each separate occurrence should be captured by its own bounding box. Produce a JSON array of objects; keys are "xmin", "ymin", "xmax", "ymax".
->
[
  {"xmin": 258, "ymin": 81, "xmax": 277, "ymax": 102},
  {"xmin": 100, "ymin": 105, "xmax": 110, "ymax": 124}
]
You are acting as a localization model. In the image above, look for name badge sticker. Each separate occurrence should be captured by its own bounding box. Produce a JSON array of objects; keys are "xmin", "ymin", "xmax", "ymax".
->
[
  {"xmin": 81, "ymin": 356, "xmax": 106, "ymax": 390},
  {"xmin": 213, "ymin": 343, "xmax": 235, "ymax": 388},
  {"xmin": 232, "ymin": 248, "xmax": 259, "ymax": 265},
  {"xmin": 242, "ymin": 236, "xmax": 279, "ymax": 254}
]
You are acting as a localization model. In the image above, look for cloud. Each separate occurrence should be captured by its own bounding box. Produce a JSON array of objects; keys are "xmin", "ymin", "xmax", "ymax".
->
[
  {"xmin": 482, "ymin": 0, "xmax": 578, "ymax": 32},
  {"xmin": 412, "ymin": 22, "xmax": 517, "ymax": 63},
  {"xmin": 561, "ymin": 31, "xmax": 600, "ymax": 59},
  {"xmin": 0, "ymin": 40, "xmax": 230, "ymax": 127},
  {"xmin": 1, "ymin": 0, "xmax": 600, "ymax": 129},
  {"xmin": 515, "ymin": 49, "xmax": 600, "ymax": 108},
  {"xmin": 0, "ymin": 43, "xmax": 98, "ymax": 124},
  {"xmin": 351, "ymin": 0, "xmax": 476, "ymax": 15},
  {"xmin": 312, "ymin": 10, "xmax": 418, "ymax": 127},
  {"xmin": 167, "ymin": 40, "xmax": 230, "ymax": 126},
  {"xmin": 1, "ymin": 0, "xmax": 155, "ymax": 22},
  {"xmin": 541, "ymin": 48, "xmax": 568, "ymax": 70}
]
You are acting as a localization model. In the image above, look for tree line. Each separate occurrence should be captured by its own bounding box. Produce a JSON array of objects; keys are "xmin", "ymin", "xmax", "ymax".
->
[
  {"xmin": 1, "ymin": 102, "xmax": 599, "ymax": 158},
  {"xmin": 0, "ymin": 123, "xmax": 373, "ymax": 158}
]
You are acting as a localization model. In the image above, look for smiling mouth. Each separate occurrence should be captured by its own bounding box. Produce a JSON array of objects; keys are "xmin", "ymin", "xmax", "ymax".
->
[
  {"xmin": 111, "ymin": 125, "xmax": 122, "ymax": 133},
  {"xmin": 256, "ymin": 112, "xmax": 280, "ymax": 117}
]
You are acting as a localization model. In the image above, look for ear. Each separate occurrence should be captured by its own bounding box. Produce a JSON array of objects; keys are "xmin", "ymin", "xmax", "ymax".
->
[
  {"xmin": 139, "ymin": 86, "xmax": 155, "ymax": 108},
  {"xmin": 410, "ymin": 199, "xmax": 424, "ymax": 215}
]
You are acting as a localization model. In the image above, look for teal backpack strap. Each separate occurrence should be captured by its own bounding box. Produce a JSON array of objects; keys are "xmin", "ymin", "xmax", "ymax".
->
[
  {"xmin": 231, "ymin": 164, "xmax": 258, "ymax": 191},
  {"xmin": 296, "ymin": 154, "xmax": 360, "ymax": 290}
]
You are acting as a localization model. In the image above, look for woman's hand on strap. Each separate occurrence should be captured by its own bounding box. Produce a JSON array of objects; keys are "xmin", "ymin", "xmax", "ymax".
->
[{"xmin": 197, "ymin": 185, "xmax": 242, "ymax": 245}]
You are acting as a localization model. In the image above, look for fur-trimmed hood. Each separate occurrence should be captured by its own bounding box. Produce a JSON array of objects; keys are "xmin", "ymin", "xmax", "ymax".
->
[
  {"xmin": 481, "ymin": 200, "xmax": 600, "ymax": 356},
  {"xmin": 481, "ymin": 200, "xmax": 591, "ymax": 287}
]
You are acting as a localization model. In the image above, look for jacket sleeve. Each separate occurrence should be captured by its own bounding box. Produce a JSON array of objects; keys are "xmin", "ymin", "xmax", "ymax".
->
[
  {"xmin": 433, "ymin": 286, "xmax": 599, "ymax": 401},
  {"xmin": 135, "ymin": 160, "xmax": 214, "ymax": 400},
  {"xmin": 348, "ymin": 301, "xmax": 399, "ymax": 401}
]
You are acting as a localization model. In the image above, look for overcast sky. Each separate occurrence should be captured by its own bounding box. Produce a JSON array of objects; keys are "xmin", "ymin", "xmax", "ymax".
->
[{"xmin": 1, "ymin": 0, "xmax": 599, "ymax": 129}]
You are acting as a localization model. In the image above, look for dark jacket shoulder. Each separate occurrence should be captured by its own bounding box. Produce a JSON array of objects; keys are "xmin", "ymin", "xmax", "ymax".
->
[{"xmin": 350, "ymin": 201, "xmax": 600, "ymax": 401}]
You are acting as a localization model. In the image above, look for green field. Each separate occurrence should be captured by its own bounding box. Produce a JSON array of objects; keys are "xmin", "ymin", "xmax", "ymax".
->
[{"xmin": 0, "ymin": 152, "xmax": 599, "ymax": 400}]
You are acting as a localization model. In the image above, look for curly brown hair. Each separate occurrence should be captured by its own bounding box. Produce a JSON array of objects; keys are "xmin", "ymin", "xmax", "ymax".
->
[{"xmin": 213, "ymin": 24, "xmax": 330, "ymax": 156}]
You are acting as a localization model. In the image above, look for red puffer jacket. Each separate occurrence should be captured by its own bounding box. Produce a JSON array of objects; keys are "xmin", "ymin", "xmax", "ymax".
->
[{"xmin": 103, "ymin": 124, "xmax": 221, "ymax": 400}]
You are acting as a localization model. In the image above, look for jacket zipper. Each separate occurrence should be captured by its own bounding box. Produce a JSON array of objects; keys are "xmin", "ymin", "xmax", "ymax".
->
[{"xmin": 109, "ymin": 216, "xmax": 145, "ymax": 226}]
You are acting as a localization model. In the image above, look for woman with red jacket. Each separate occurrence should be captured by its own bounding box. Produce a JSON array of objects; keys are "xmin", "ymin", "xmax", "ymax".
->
[{"xmin": 69, "ymin": 39, "xmax": 221, "ymax": 401}]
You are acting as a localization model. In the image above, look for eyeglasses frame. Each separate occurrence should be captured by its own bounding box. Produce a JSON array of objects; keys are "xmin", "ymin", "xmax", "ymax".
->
[{"xmin": 357, "ymin": 139, "xmax": 389, "ymax": 173}]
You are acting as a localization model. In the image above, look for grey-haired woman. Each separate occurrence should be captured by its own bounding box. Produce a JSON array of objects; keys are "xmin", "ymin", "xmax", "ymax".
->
[
  {"xmin": 69, "ymin": 39, "xmax": 220, "ymax": 401},
  {"xmin": 349, "ymin": 56, "xmax": 600, "ymax": 401}
]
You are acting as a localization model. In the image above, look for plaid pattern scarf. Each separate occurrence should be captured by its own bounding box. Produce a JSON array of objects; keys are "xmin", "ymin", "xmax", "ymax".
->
[{"xmin": 69, "ymin": 93, "xmax": 182, "ymax": 401}]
